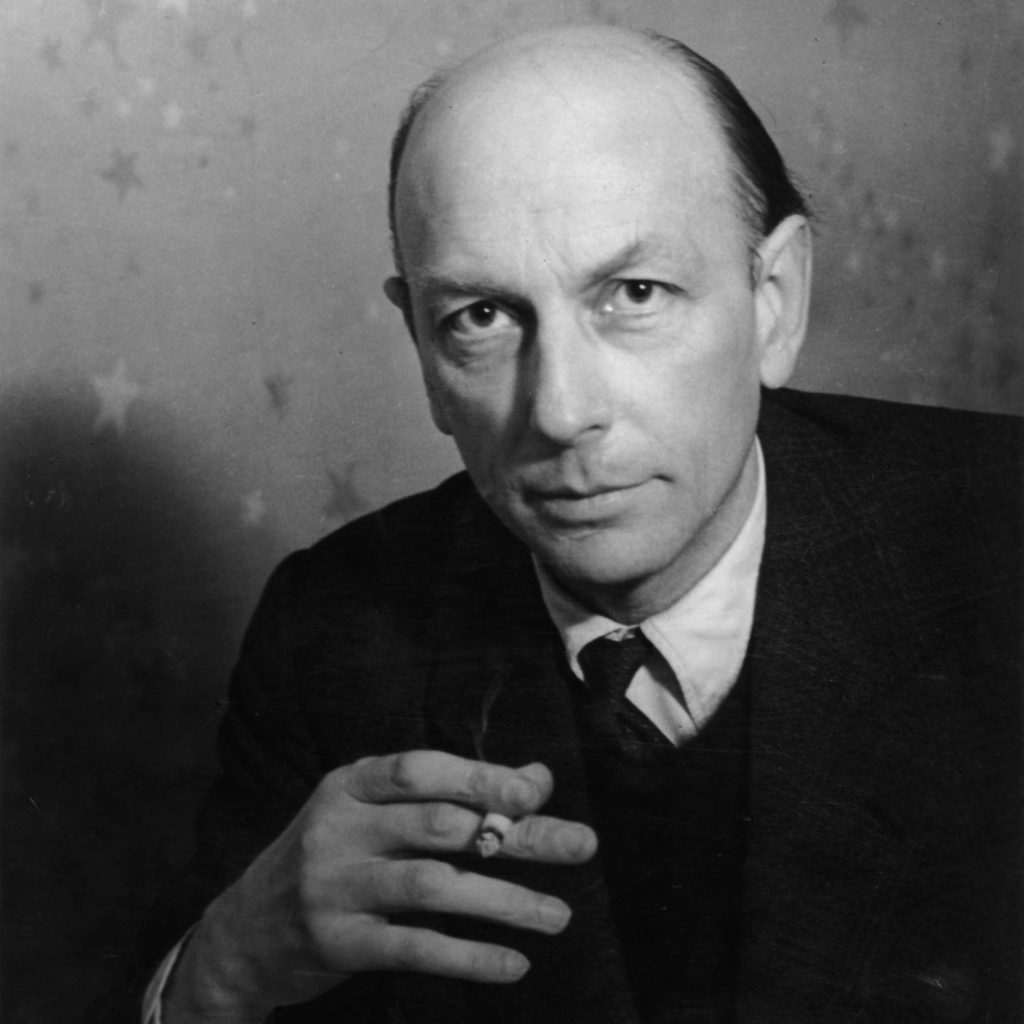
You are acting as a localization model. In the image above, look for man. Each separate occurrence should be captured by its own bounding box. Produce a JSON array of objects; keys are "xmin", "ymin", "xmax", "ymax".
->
[{"xmin": 144, "ymin": 24, "xmax": 1022, "ymax": 1024}]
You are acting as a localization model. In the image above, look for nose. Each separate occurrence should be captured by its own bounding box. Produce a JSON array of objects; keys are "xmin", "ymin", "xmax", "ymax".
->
[{"xmin": 525, "ymin": 313, "xmax": 613, "ymax": 447}]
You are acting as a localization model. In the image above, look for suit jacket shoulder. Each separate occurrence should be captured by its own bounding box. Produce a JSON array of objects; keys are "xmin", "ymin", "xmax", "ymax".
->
[
  {"xmin": 745, "ymin": 389, "xmax": 1022, "ymax": 1021},
  {"xmin": 759, "ymin": 387, "xmax": 1021, "ymax": 637}
]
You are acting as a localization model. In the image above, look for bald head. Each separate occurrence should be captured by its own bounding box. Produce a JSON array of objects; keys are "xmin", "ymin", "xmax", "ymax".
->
[
  {"xmin": 388, "ymin": 25, "xmax": 807, "ymax": 275},
  {"xmin": 381, "ymin": 24, "xmax": 813, "ymax": 618}
]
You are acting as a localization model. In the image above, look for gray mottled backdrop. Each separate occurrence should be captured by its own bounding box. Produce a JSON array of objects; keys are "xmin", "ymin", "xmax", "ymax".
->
[{"xmin": 0, "ymin": 0, "xmax": 1021, "ymax": 1020}]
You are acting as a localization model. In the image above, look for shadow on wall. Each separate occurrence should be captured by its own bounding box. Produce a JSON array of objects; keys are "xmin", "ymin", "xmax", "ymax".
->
[{"xmin": 0, "ymin": 376, "xmax": 281, "ymax": 1023}]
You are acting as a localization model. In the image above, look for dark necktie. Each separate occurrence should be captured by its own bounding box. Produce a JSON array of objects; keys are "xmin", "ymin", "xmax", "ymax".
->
[{"xmin": 578, "ymin": 630, "xmax": 669, "ymax": 755}]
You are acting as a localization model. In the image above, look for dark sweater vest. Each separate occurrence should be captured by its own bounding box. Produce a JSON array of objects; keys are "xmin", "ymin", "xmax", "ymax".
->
[{"xmin": 572, "ymin": 663, "xmax": 753, "ymax": 1024}]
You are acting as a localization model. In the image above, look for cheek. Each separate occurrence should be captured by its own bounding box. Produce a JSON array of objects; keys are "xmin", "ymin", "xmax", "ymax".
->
[
  {"xmin": 426, "ymin": 361, "xmax": 520, "ymax": 474},
  {"xmin": 433, "ymin": 365, "xmax": 513, "ymax": 431},
  {"xmin": 630, "ymin": 315, "xmax": 760, "ymax": 501},
  {"xmin": 685, "ymin": 338, "xmax": 761, "ymax": 464},
  {"xmin": 639, "ymin": 310, "xmax": 760, "ymax": 428}
]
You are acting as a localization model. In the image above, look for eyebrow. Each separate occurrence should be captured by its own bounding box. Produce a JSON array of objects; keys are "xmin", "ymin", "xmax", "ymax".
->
[
  {"xmin": 405, "ymin": 273, "xmax": 527, "ymax": 317},
  {"xmin": 583, "ymin": 239, "xmax": 661, "ymax": 289},
  {"xmin": 405, "ymin": 267, "xmax": 509, "ymax": 297},
  {"xmin": 406, "ymin": 236, "xmax": 694, "ymax": 296}
]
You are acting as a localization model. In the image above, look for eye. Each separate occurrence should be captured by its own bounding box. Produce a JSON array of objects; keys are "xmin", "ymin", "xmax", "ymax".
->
[
  {"xmin": 600, "ymin": 279, "xmax": 671, "ymax": 315},
  {"xmin": 445, "ymin": 300, "xmax": 516, "ymax": 339}
]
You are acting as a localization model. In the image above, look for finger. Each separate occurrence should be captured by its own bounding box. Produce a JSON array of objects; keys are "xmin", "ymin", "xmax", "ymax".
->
[
  {"xmin": 337, "ymin": 919, "xmax": 530, "ymax": 983},
  {"xmin": 374, "ymin": 799, "xmax": 480, "ymax": 852},
  {"xmin": 516, "ymin": 762, "xmax": 553, "ymax": 792},
  {"xmin": 346, "ymin": 751, "xmax": 550, "ymax": 816},
  {"xmin": 372, "ymin": 802, "xmax": 596, "ymax": 865},
  {"xmin": 362, "ymin": 858, "xmax": 571, "ymax": 935},
  {"xmin": 502, "ymin": 815, "xmax": 597, "ymax": 864}
]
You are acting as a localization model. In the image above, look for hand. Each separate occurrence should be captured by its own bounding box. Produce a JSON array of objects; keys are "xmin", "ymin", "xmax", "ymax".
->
[{"xmin": 163, "ymin": 751, "xmax": 597, "ymax": 1022}]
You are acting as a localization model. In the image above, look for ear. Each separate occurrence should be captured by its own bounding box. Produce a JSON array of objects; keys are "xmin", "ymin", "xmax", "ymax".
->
[
  {"xmin": 382, "ymin": 275, "xmax": 453, "ymax": 435},
  {"xmin": 383, "ymin": 275, "xmax": 417, "ymax": 340},
  {"xmin": 752, "ymin": 214, "xmax": 812, "ymax": 390}
]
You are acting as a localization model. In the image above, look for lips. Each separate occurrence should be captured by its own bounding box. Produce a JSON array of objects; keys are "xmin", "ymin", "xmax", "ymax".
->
[{"xmin": 525, "ymin": 481, "xmax": 646, "ymax": 525}]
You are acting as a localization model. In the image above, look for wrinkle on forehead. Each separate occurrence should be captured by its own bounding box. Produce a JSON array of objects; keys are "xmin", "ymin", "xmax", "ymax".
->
[
  {"xmin": 392, "ymin": 25, "xmax": 747, "ymax": 289},
  {"xmin": 402, "ymin": 39, "xmax": 719, "ymax": 180},
  {"xmin": 404, "ymin": 183, "xmax": 711, "ymax": 275},
  {"xmin": 403, "ymin": 83, "xmax": 728, "ymax": 213}
]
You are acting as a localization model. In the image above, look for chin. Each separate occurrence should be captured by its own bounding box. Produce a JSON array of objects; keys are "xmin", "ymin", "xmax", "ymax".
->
[{"xmin": 536, "ymin": 530, "xmax": 672, "ymax": 593}]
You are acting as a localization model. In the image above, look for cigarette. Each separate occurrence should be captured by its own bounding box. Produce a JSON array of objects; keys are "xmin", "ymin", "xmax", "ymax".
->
[{"xmin": 475, "ymin": 812, "xmax": 513, "ymax": 858}]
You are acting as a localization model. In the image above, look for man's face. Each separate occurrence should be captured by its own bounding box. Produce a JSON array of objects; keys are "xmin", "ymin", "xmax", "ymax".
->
[{"xmin": 389, "ymin": 40, "xmax": 803, "ymax": 618}]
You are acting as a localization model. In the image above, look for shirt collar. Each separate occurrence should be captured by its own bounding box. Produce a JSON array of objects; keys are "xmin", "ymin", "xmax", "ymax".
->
[{"xmin": 535, "ymin": 440, "xmax": 766, "ymax": 705}]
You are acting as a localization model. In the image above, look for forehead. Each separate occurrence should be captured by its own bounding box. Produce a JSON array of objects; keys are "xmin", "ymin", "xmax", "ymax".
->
[{"xmin": 394, "ymin": 41, "xmax": 745, "ymax": 279}]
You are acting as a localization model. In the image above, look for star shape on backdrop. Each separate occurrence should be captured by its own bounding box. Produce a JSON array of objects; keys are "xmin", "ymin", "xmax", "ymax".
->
[
  {"xmin": 262, "ymin": 372, "xmax": 292, "ymax": 416},
  {"xmin": 825, "ymin": 0, "xmax": 870, "ymax": 50},
  {"xmin": 158, "ymin": 0, "xmax": 190, "ymax": 17},
  {"xmin": 241, "ymin": 489, "xmax": 267, "ymax": 528},
  {"xmin": 993, "ymin": 343, "xmax": 1022, "ymax": 390},
  {"xmin": 81, "ymin": 0, "xmax": 137, "ymax": 70},
  {"xmin": 100, "ymin": 147, "xmax": 144, "ymax": 202},
  {"xmin": 988, "ymin": 125, "xmax": 1015, "ymax": 175},
  {"xmin": 92, "ymin": 358, "xmax": 141, "ymax": 436},
  {"xmin": 79, "ymin": 91, "xmax": 101, "ymax": 118},
  {"xmin": 185, "ymin": 28, "xmax": 213, "ymax": 64},
  {"xmin": 40, "ymin": 38, "xmax": 65, "ymax": 71},
  {"xmin": 162, "ymin": 100, "xmax": 185, "ymax": 130},
  {"xmin": 321, "ymin": 463, "xmax": 371, "ymax": 524},
  {"xmin": 928, "ymin": 248, "xmax": 948, "ymax": 282}
]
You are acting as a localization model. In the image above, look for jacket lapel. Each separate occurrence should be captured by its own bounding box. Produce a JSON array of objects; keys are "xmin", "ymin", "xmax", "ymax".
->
[{"xmin": 741, "ymin": 401, "xmax": 980, "ymax": 1020}]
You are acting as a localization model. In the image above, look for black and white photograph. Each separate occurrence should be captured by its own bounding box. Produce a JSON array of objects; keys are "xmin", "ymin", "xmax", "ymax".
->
[{"xmin": 1, "ymin": 2, "xmax": 1021, "ymax": 1021}]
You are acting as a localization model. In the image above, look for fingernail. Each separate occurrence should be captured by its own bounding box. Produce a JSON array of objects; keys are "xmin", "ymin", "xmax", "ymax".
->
[
  {"xmin": 501, "ymin": 951, "xmax": 530, "ymax": 980},
  {"xmin": 540, "ymin": 898, "xmax": 571, "ymax": 932},
  {"xmin": 501, "ymin": 777, "xmax": 536, "ymax": 810},
  {"xmin": 563, "ymin": 825, "xmax": 597, "ymax": 860},
  {"xmin": 518, "ymin": 762, "xmax": 552, "ymax": 790}
]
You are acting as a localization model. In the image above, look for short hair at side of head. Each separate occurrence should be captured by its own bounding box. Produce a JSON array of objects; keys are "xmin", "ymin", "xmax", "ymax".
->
[
  {"xmin": 643, "ymin": 32, "xmax": 810, "ymax": 246},
  {"xmin": 386, "ymin": 30, "xmax": 810, "ymax": 274}
]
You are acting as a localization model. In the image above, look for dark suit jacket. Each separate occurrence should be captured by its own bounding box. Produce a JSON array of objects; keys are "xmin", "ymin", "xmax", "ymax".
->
[{"xmin": 146, "ymin": 389, "xmax": 1023, "ymax": 1023}]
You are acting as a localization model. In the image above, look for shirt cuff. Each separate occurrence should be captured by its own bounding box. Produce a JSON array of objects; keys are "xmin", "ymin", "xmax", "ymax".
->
[{"xmin": 141, "ymin": 928, "xmax": 197, "ymax": 1024}]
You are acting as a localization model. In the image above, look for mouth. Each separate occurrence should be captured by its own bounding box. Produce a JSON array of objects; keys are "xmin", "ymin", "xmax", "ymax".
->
[{"xmin": 525, "ymin": 481, "xmax": 646, "ymax": 525}]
